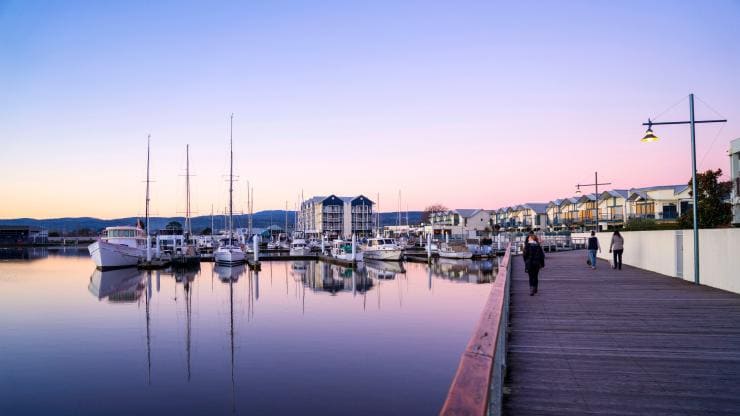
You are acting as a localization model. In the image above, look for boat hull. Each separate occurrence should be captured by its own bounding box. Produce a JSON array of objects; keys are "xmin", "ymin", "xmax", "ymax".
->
[
  {"xmin": 289, "ymin": 247, "xmax": 312, "ymax": 256},
  {"xmin": 88, "ymin": 241, "xmax": 143, "ymax": 269},
  {"xmin": 215, "ymin": 248, "xmax": 246, "ymax": 265},
  {"xmin": 362, "ymin": 249, "xmax": 402, "ymax": 261},
  {"xmin": 439, "ymin": 251, "xmax": 474, "ymax": 259},
  {"xmin": 332, "ymin": 252, "xmax": 363, "ymax": 262}
]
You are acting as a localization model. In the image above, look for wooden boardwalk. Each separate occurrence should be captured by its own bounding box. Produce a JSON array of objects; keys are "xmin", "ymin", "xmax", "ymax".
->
[{"xmin": 503, "ymin": 250, "xmax": 740, "ymax": 416}]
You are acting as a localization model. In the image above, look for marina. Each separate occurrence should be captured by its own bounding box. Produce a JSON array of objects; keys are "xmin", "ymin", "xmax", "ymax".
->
[{"xmin": 0, "ymin": 247, "xmax": 496, "ymax": 416}]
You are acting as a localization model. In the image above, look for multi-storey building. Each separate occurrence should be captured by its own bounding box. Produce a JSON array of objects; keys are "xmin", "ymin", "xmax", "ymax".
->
[{"xmin": 298, "ymin": 195, "xmax": 374, "ymax": 238}]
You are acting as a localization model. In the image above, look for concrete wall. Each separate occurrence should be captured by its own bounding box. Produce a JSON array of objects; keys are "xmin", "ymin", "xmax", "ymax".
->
[{"xmin": 574, "ymin": 229, "xmax": 740, "ymax": 294}]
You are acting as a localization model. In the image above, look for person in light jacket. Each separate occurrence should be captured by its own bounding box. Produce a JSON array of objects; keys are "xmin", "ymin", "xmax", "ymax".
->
[
  {"xmin": 523, "ymin": 233, "xmax": 545, "ymax": 296},
  {"xmin": 609, "ymin": 231, "xmax": 624, "ymax": 270},
  {"xmin": 587, "ymin": 231, "xmax": 601, "ymax": 270}
]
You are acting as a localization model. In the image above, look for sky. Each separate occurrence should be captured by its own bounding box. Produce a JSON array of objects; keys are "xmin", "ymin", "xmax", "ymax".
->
[{"xmin": 1, "ymin": 0, "xmax": 739, "ymax": 219}]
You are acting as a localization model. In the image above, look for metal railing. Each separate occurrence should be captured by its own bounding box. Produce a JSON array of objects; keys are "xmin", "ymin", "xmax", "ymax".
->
[{"xmin": 441, "ymin": 243, "xmax": 512, "ymax": 415}]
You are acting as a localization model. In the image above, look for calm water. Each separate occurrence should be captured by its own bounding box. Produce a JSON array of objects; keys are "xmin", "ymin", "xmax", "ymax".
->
[{"xmin": 0, "ymin": 248, "xmax": 495, "ymax": 415}]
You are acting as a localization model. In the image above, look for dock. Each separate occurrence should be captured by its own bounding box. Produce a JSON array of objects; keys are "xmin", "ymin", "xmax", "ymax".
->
[{"xmin": 503, "ymin": 250, "xmax": 740, "ymax": 415}]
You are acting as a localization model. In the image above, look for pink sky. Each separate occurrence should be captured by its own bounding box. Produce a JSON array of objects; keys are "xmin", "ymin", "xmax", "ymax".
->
[{"xmin": 1, "ymin": 1, "xmax": 738, "ymax": 219}]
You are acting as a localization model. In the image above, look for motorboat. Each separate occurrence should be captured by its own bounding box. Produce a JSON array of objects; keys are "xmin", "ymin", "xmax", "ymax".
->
[
  {"xmin": 438, "ymin": 242, "xmax": 473, "ymax": 259},
  {"xmin": 88, "ymin": 225, "xmax": 148, "ymax": 269},
  {"xmin": 289, "ymin": 238, "xmax": 311, "ymax": 256},
  {"xmin": 330, "ymin": 239, "xmax": 362, "ymax": 262},
  {"xmin": 361, "ymin": 237, "xmax": 402, "ymax": 261}
]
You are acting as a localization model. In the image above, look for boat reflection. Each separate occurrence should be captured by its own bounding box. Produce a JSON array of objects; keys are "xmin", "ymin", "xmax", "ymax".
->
[
  {"xmin": 363, "ymin": 260, "xmax": 405, "ymax": 280},
  {"xmin": 432, "ymin": 258, "xmax": 496, "ymax": 283},
  {"xmin": 88, "ymin": 268, "xmax": 145, "ymax": 302},
  {"xmin": 214, "ymin": 264, "xmax": 246, "ymax": 282}
]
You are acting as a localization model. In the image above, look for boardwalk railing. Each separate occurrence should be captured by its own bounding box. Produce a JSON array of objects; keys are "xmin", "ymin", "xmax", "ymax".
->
[{"xmin": 441, "ymin": 243, "xmax": 512, "ymax": 416}]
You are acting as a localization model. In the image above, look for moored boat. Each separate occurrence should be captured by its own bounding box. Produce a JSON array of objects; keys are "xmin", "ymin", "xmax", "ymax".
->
[
  {"xmin": 289, "ymin": 238, "xmax": 311, "ymax": 256},
  {"xmin": 438, "ymin": 242, "xmax": 473, "ymax": 259},
  {"xmin": 330, "ymin": 238, "xmax": 362, "ymax": 262},
  {"xmin": 361, "ymin": 237, "xmax": 402, "ymax": 261},
  {"xmin": 88, "ymin": 225, "xmax": 147, "ymax": 269}
]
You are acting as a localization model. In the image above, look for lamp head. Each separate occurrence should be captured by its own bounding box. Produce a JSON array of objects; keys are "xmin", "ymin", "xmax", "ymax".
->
[{"xmin": 641, "ymin": 119, "xmax": 659, "ymax": 143}]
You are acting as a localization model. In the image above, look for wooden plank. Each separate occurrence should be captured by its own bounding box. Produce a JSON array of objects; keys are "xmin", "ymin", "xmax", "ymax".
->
[{"xmin": 503, "ymin": 250, "xmax": 740, "ymax": 415}]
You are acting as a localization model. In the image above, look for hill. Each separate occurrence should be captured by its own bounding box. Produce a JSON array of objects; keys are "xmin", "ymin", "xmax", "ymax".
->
[{"xmin": 0, "ymin": 211, "xmax": 423, "ymax": 234}]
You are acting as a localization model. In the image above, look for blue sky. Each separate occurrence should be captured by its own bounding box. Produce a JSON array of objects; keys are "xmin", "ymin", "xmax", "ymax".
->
[{"xmin": 1, "ymin": 0, "xmax": 738, "ymax": 218}]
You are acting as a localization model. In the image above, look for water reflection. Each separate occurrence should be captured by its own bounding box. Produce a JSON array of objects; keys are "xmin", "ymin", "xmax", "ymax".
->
[
  {"xmin": 1, "ymin": 256, "xmax": 496, "ymax": 416},
  {"xmin": 88, "ymin": 268, "xmax": 145, "ymax": 301},
  {"xmin": 432, "ymin": 258, "xmax": 496, "ymax": 284}
]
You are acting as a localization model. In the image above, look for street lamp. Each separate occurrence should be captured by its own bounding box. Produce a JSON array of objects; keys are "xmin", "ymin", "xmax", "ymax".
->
[
  {"xmin": 576, "ymin": 172, "xmax": 611, "ymax": 232},
  {"xmin": 641, "ymin": 93, "xmax": 727, "ymax": 285}
]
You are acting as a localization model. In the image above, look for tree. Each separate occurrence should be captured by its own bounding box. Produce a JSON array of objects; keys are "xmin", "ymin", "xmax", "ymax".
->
[
  {"xmin": 166, "ymin": 221, "xmax": 183, "ymax": 231},
  {"xmin": 421, "ymin": 204, "xmax": 448, "ymax": 224},
  {"xmin": 201, "ymin": 227, "xmax": 212, "ymax": 236},
  {"xmin": 48, "ymin": 231, "xmax": 60, "ymax": 237},
  {"xmin": 679, "ymin": 169, "xmax": 732, "ymax": 228}
]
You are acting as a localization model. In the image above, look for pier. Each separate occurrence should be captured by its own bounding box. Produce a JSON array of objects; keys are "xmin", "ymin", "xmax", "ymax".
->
[{"xmin": 443, "ymin": 249, "xmax": 740, "ymax": 415}]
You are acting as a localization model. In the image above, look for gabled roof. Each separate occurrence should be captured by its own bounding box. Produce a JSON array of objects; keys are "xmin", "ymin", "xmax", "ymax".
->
[
  {"xmin": 577, "ymin": 194, "xmax": 597, "ymax": 203},
  {"xmin": 454, "ymin": 209, "xmax": 483, "ymax": 218},
  {"xmin": 558, "ymin": 197, "xmax": 580, "ymax": 207},
  {"xmin": 520, "ymin": 203, "xmax": 548, "ymax": 214},
  {"xmin": 627, "ymin": 185, "xmax": 690, "ymax": 201},
  {"xmin": 599, "ymin": 189, "xmax": 629, "ymax": 200},
  {"xmin": 548, "ymin": 199, "xmax": 564, "ymax": 208}
]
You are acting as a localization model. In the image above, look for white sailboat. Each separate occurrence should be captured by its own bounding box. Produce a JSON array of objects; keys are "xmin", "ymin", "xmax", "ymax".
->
[
  {"xmin": 88, "ymin": 136, "xmax": 152, "ymax": 269},
  {"xmin": 215, "ymin": 114, "xmax": 246, "ymax": 266}
]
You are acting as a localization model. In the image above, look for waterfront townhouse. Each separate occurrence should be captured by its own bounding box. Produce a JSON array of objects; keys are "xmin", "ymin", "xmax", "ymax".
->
[
  {"xmin": 299, "ymin": 195, "xmax": 374, "ymax": 238},
  {"xmin": 599, "ymin": 189, "xmax": 629, "ymax": 227},
  {"xmin": 625, "ymin": 185, "xmax": 691, "ymax": 222},
  {"xmin": 516, "ymin": 203, "xmax": 549, "ymax": 230},
  {"xmin": 559, "ymin": 197, "xmax": 580, "ymax": 227},
  {"xmin": 430, "ymin": 209, "xmax": 494, "ymax": 237},
  {"xmin": 546, "ymin": 199, "xmax": 564, "ymax": 228}
]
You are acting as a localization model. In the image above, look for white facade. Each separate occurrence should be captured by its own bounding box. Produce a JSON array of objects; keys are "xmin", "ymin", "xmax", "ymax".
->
[
  {"xmin": 575, "ymin": 229, "xmax": 740, "ymax": 295},
  {"xmin": 299, "ymin": 195, "xmax": 374, "ymax": 238},
  {"xmin": 730, "ymin": 138, "xmax": 740, "ymax": 225}
]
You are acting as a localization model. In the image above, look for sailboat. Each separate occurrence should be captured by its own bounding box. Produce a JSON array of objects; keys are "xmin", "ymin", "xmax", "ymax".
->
[
  {"xmin": 173, "ymin": 144, "xmax": 200, "ymax": 267},
  {"xmin": 215, "ymin": 114, "xmax": 246, "ymax": 266}
]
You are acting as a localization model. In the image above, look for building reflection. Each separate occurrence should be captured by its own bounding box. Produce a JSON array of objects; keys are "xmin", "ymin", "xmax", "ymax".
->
[
  {"xmin": 294, "ymin": 261, "xmax": 375, "ymax": 295},
  {"xmin": 0, "ymin": 247, "xmax": 49, "ymax": 261}
]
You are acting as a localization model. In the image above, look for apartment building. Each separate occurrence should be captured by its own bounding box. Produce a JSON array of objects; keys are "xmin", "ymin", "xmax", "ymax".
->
[{"xmin": 299, "ymin": 195, "xmax": 374, "ymax": 238}]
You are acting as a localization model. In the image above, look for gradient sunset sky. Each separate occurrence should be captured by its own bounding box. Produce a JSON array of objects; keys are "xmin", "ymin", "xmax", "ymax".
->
[{"xmin": 1, "ymin": 0, "xmax": 738, "ymax": 219}]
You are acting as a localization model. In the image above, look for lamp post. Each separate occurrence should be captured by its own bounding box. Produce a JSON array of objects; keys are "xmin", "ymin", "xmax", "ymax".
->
[
  {"xmin": 576, "ymin": 172, "xmax": 611, "ymax": 232},
  {"xmin": 641, "ymin": 93, "xmax": 727, "ymax": 285}
]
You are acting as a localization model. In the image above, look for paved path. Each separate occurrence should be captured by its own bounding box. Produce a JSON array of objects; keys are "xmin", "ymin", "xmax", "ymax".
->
[{"xmin": 503, "ymin": 250, "xmax": 740, "ymax": 415}]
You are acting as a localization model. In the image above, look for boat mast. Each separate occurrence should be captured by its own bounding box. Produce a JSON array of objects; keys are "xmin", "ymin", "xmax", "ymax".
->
[
  {"xmin": 185, "ymin": 144, "xmax": 192, "ymax": 238},
  {"xmin": 145, "ymin": 134, "xmax": 152, "ymax": 262},
  {"xmin": 229, "ymin": 114, "xmax": 234, "ymax": 244},
  {"xmin": 284, "ymin": 201, "xmax": 288, "ymax": 238}
]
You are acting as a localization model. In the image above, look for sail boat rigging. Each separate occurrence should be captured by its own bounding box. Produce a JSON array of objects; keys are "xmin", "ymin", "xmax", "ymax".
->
[{"xmin": 215, "ymin": 114, "xmax": 246, "ymax": 266}]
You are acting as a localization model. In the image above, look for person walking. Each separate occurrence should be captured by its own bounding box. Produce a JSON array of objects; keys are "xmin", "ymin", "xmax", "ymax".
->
[
  {"xmin": 523, "ymin": 232, "xmax": 545, "ymax": 296},
  {"xmin": 609, "ymin": 230, "xmax": 624, "ymax": 270},
  {"xmin": 587, "ymin": 231, "xmax": 601, "ymax": 270}
]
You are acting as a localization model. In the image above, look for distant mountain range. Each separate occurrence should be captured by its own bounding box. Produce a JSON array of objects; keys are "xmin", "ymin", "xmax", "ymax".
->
[{"xmin": 0, "ymin": 210, "xmax": 423, "ymax": 234}]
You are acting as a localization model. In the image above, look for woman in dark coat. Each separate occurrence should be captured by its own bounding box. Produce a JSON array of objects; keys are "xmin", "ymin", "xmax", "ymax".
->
[{"xmin": 523, "ymin": 233, "xmax": 546, "ymax": 296}]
